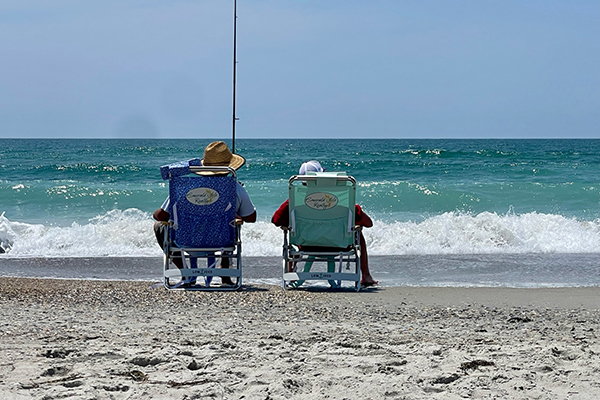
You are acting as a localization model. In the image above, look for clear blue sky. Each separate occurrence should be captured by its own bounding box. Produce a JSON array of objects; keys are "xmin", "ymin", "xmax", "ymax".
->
[{"xmin": 1, "ymin": 1, "xmax": 598, "ymax": 139}]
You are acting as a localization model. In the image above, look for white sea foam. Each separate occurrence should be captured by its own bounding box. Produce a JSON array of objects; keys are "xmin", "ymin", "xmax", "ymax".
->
[
  {"xmin": 364, "ymin": 212, "xmax": 600, "ymax": 255},
  {"xmin": 0, "ymin": 209, "xmax": 598, "ymax": 258},
  {"xmin": 0, "ymin": 209, "xmax": 161, "ymax": 258}
]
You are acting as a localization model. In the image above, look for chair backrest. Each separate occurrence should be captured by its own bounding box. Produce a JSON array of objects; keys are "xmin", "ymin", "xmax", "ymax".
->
[
  {"xmin": 163, "ymin": 164, "xmax": 237, "ymax": 248},
  {"xmin": 288, "ymin": 172, "xmax": 356, "ymax": 248}
]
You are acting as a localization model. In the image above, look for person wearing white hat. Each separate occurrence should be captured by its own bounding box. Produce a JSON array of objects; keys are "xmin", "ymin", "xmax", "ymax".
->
[
  {"xmin": 271, "ymin": 160, "xmax": 378, "ymax": 286},
  {"xmin": 298, "ymin": 160, "xmax": 325, "ymax": 175},
  {"xmin": 153, "ymin": 141, "xmax": 256, "ymax": 285}
]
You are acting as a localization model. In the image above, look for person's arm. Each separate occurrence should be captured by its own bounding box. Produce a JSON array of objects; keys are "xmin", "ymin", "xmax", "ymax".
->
[
  {"xmin": 153, "ymin": 197, "xmax": 171, "ymax": 222},
  {"xmin": 355, "ymin": 205, "xmax": 373, "ymax": 228},
  {"xmin": 240, "ymin": 210, "xmax": 257, "ymax": 223},
  {"xmin": 271, "ymin": 200, "xmax": 290, "ymax": 228},
  {"xmin": 153, "ymin": 208, "xmax": 169, "ymax": 222},
  {"xmin": 236, "ymin": 182, "xmax": 257, "ymax": 224}
]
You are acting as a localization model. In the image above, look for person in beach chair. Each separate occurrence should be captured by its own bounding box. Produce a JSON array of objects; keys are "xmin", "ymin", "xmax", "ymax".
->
[
  {"xmin": 272, "ymin": 160, "xmax": 377, "ymax": 290},
  {"xmin": 153, "ymin": 141, "xmax": 256, "ymax": 290}
]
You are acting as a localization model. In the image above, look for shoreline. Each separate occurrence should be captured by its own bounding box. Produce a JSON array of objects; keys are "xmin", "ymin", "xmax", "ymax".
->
[
  {"xmin": 1, "ymin": 278, "xmax": 598, "ymax": 399},
  {"xmin": 1, "ymin": 253, "xmax": 598, "ymax": 288}
]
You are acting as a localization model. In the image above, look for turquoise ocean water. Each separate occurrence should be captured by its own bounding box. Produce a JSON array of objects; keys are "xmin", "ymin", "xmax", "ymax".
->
[{"xmin": 0, "ymin": 139, "xmax": 598, "ymax": 286}]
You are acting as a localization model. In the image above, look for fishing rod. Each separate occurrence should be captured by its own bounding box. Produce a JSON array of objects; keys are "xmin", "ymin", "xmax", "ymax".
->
[{"xmin": 231, "ymin": 0, "xmax": 238, "ymax": 153}]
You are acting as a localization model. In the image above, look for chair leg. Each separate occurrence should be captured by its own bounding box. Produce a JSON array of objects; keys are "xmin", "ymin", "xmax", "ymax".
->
[{"xmin": 327, "ymin": 260, "xmax": 339, "ymax": 288}]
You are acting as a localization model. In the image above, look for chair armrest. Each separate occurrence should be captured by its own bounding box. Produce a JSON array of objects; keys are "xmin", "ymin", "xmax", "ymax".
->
[
  {"xmin": 234, "ymin": 218, "xmax": 244, "ymax": 226},
  {"xmin": 354, "ymin": 225, "xmax": 363, "ymax": 232}
]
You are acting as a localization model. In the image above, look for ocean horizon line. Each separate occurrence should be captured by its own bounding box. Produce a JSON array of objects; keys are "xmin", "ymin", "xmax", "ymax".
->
[{"xmin": 1, "ymin": 137, "xmax": 598, "ymax": 141}]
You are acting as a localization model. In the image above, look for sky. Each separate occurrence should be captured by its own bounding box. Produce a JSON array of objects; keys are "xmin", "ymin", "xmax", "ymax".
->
[{"xmin": 1, "ymin": 0, "xmax": 598, "ymax": 139}]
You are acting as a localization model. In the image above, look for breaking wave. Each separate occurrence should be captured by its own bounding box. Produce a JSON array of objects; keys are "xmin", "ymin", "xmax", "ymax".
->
[{"xmin": 0, "ymin": 209, "xmax": 598, "ymax": 258}]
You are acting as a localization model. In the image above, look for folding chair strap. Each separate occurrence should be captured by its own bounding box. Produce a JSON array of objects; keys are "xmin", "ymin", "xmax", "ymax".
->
[
  {"xmin": 347, "ymin": 208, "xmax": 353, "ymax": 233},
  {"xmin": 172, "ymin": 202, "xmax": 179, "ymax": 230},
  {"xmin": 290, "ymin": 209, "xmax": 296, "ymax": 233}
]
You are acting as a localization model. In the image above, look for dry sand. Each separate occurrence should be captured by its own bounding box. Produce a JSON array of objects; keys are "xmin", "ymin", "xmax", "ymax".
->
[{"xmin": 0, "ymin": 278, "xmax": 598, "ymax": 399}]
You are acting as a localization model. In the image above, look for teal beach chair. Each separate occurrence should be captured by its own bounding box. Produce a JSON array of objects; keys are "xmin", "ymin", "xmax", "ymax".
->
[
  {"xmin": 161, "ymin": 162, "xmax": 242, "ymax": 291},
  {"xmin": 282, "ymin": 172, "xmax": 361, "ymax": 291}
]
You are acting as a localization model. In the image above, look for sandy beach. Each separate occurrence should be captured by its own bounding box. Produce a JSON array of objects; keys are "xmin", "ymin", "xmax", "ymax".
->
[{"xmin": 0, "ymin": 278, "xmax": 598, "ymax": 399}]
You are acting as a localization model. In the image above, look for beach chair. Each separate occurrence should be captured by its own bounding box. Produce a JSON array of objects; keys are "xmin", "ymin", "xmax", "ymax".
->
[
  {"xmin": 160, "ymin": 160, "xmax": 242, "ymax": 291},
  {"xmin": 282, "ymin": 172, "xmax": 361, "ymax": 291}
]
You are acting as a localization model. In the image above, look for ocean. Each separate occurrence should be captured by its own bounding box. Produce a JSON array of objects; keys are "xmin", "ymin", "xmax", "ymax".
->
[{"xmin": 0, "ymin": 138, "xmax": 598, "ymax": 287}]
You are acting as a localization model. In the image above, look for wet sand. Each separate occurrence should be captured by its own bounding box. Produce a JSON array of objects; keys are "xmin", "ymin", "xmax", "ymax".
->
[
  {"xmin": 0, "ymin": 278, "xmax": 598, "ymax": 399},
  {"xmin": 1, "ymin": 253, "xmax": 598, "ymax": 287}
]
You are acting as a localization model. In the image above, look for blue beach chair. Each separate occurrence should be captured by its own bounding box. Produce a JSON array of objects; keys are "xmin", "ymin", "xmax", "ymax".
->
[
  {"xmin": 160, "ymin": 160, "xmax": 242, "ymax": 291},
  {"xmin": 282, "ymin": 172, "xmax": 361, "ymax": 291}
]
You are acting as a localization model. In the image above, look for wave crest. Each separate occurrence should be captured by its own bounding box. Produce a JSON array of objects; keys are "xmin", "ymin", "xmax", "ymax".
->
[
  {"xmin": 0, "ymin": 209, "xmax": 598, "ymax": 258},
  {"xmin": 365, "ymin": 212, "xmax": 600, "ymax": 255}
]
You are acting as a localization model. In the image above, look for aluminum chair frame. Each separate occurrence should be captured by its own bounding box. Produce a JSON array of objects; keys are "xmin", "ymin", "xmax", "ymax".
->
[
  {"xmin": 162, "ymin": 165, "xmax": 242, "ymax": 291},
  {"xmin": 282, "ymin": 173, "xmax": 361, "ymax": 291}
]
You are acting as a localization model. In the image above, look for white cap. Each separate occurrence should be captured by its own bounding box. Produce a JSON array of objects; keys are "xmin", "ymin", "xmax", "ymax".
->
[{"xmin": 299, "ymin": 160, "xmax": 324, "ymax": 175}]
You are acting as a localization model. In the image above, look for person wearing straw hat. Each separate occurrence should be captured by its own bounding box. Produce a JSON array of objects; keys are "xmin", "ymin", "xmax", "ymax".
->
[{"xmin": 153, "ymin": 141, "xmax": 256, "ymax": 285}]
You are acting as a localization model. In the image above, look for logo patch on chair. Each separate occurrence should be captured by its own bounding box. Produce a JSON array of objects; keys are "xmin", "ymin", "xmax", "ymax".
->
[
  {"xmin": 186, "ymin": 188, "xmax": 219, "ymax": 205},
  {"xmin": 305, "ymin": 192, "xmax": 338, "ymax": 210}
]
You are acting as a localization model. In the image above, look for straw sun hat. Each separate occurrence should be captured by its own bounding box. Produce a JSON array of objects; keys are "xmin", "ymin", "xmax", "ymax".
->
[{"xmin": 201, "ymin": 141, "xmax": 246, "ymax": 170}]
